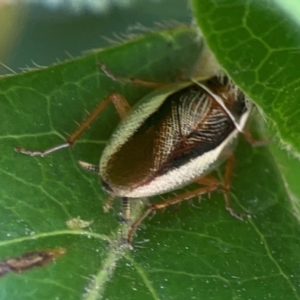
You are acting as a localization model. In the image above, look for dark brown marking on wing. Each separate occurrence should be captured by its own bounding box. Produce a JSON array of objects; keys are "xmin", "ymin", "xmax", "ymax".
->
[{"xmin": 153, "ymin": 86, "xmax": 235, "ymax": 175}]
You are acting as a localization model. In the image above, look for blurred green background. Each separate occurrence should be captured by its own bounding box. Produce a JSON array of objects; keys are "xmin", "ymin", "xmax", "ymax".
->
[{"xmin": 0, "ymin": 0, "xmax": 191, "ymax": 75}]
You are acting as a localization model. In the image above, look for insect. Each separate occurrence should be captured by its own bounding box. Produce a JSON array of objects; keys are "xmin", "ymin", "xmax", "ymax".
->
[{"xmin": 15, "ymin": 62, "xmax": 251, "ymax": 245}]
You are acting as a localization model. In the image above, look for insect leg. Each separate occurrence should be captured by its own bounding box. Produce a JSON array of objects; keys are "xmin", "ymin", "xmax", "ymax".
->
[
  {"xmin": 121, "ymin": 197, "xmax": 131, "ymax": 222},
  {"xmin": 242, "ymin": 129, "xmax": 271, "ymax": 147},
  {"xmin": 78, "ymin": 161, "xmax": 99, "ymax": 173},
  {"xmin": 221, "ymin": 155, "xmax": 249, "ymax": 219},
  {"xmin": 127, "ymin": 156, "xmax": 249, "ymax": 244},
  {"xmin": 127, "ymin": 179, "xmax": 220, "ymax": 244},
  {"xmin": 15, "ymin": 93, "xmax": 131, "ymax": 157},
  {"xmin": 99, "ymin": 62, "xmax": 167, "ymax": 88}
]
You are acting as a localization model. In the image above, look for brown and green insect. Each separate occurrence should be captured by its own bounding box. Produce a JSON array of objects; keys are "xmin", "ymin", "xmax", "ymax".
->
[{"xmin": 16, "ymin": 62, "xmax": 251, "ymax": 244}]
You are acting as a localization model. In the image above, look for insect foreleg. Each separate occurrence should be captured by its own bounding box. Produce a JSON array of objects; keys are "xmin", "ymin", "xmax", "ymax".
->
[
  {"xmin": 99, "ymin": 62, "xmax": 168, "ymax": 89},
  {"xmin": 15, "ymin": 93, "xmax": 131, "ymax": 157}
]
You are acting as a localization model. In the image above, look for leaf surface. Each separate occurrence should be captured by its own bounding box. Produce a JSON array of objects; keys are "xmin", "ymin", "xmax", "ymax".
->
[{"xmin": 0, "ymin": 26, "xmax": 299, "ymax": 300}]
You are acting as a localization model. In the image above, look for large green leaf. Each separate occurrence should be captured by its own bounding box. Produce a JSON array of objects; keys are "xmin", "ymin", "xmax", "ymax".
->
[
  {"xmin": 192, "ymin": 0, "xmax": 300, "ymax": 156},
  {"xmin": 1, "ymin": 25, "xmax": 300, "ymax": 300}
]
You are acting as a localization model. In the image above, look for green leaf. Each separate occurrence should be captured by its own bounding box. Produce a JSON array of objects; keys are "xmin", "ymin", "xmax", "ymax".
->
[
  {"xmin": 191, "ymin": 0, "xmax": 300, "ymax": 156},
  {"xmin": 1, "ymin": 25, "xmax": 300, "ymax": 300}
]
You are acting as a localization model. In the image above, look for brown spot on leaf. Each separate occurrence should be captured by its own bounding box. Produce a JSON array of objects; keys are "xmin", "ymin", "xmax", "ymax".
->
[{"xmin": 0, "ymin": 248, "xmax": 66, "ymax": 278}]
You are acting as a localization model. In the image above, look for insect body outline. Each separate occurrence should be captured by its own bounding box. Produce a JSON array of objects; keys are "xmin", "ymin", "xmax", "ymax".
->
[{"xmin": 15, "ymin": 62, "xmax": 251, "ymax": 244}]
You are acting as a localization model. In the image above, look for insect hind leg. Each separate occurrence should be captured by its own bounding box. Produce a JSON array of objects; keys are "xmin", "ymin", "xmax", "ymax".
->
[
  {"xmin": 126, "ymin": 177, "xmax": 220, "ymax": 245},
  {"xmin": 127, "ymin": 155, "xmax": 248, "ymax": 245},
  {"xmin": 221, "ymin": 154, "xmax": 249, "ymax": 219}
]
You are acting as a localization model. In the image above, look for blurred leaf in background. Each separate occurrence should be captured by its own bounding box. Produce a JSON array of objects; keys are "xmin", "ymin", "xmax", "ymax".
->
[
  {"xmin": 0, "ymin": 0, "xmax": 192, "ymax": 75},
  {"xmin": 0, "ymin": 2, "xmax": 27, "ymax": 70}
]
